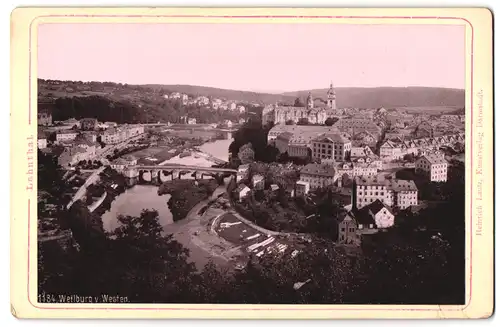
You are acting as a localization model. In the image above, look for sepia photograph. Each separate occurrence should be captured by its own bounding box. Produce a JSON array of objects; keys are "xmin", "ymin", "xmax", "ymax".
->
[
  {"xmin": 35, "ymin": 21, "xmax": 468, "ymax": 305},
  {"xmin": 9, "ymin": 7, "xmax": 494, "ymax": 319}
]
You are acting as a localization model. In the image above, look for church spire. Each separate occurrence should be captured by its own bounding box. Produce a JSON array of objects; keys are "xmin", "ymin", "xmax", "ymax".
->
[
  {"xmin": 306, "ymin": 92, "xmax": 314, "ymax": 109},
  {"xmin": 327, "ymin": 81, "xmax": 337, "ymax": 110}
]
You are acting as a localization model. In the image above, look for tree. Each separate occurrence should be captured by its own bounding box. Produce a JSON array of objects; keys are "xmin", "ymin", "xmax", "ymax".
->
[
  {"xmin": 297, "ymin": 118, "xmax": 309, "ymax": 125},
  {"xmin": 294, "ymin": 97, "xmax": 304, "ymax": 107},
  {"xmin": 324, "ymin": 117, "xmax": 338, "ymax": 126},
  {"xmin": 403, "ymin": 153, "xmax": 416, "ymax": 162}
]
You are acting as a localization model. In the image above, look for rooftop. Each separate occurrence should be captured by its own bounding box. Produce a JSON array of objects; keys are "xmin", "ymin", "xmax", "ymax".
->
[
  {"xmin": 355, "ymin": 175, "xmax": 387, "ymax": 186},
  {"xmin": 56, "ymin": 130, "xmax": 78, "ymax": 135},
  {"xmin": 313, "ymin": 133, "xmax": 350, "ymax": 144},
  {"xmin": 300, "ymin": 163, "xmax": 336, "ymax": 177},
  {"xmin": 390, "ymin": 179, "xmax": 418, "ymax": 192},
  {"xmin": 421, "ymin": 154, "xmax": 448, "ymax": 165}
]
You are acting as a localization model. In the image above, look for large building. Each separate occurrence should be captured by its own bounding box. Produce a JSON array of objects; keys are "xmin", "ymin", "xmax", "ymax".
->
[
  {"xmin": 352, "ymin": 175, "xmax": 418, "ymax": 210},
  {"xmin": 55, "ymin": 130, "xmax": 79, "ymax": 143},
  {"xmin": 415, "ymin": 154, "xmax": 448, "ymax": 182},
  {"xmin": 269, "ymin": 125, "xmax": 343, "ymax": 159},
  {"xmin": 299, "ymin": 163, "xmax": 337, "ymax": 189},
  {"xmin": 311, "ymin": 133, "xmax": 351, "ymax": 162},
  {"xmin": 262, "ymin": 83, "xmax": 336, "ymax": 125},
  {"xmin": 100, "ymin": 125, "xmax": 144, "ymax": 145}
]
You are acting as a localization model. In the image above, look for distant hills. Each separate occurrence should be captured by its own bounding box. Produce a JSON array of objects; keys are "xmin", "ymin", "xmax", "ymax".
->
[
  {"xmin": 39, "ymin": 79, "xmax": 465, "ymax": 114},
  {"xmin": 281, "ymin": 87, "xmax": 465, "ymax": 109},
  {"xmin": 144, "ymin": 84, "xmax": 465, "ymax": 109}
]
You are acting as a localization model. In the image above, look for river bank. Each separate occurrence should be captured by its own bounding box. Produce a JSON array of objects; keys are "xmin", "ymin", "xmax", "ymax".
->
[
  {"xmin": 158, "ymin": 179, "xmax": 219, "ymax": 222},
  {"xmin": 97, "ymin": 138, "xmax": 235, "ymax": 268}
]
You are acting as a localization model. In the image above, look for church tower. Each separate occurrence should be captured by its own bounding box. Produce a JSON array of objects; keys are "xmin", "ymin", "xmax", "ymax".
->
[
  {"xmin": 327, "ymin": 82, "xmax": 336, "ymax": 109},
  {"xmin": 306, "ymin": 92, "xmax": 314, "ymax": 109}
]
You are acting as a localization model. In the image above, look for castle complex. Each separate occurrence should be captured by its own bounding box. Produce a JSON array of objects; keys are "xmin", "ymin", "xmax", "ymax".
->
[{"xmin": 262, "ymin": 83, "xmax": 337, "ymax": 126}]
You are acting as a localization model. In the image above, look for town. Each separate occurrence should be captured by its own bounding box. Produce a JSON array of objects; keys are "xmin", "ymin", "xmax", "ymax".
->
[{"xmin": 37, "ymin": 79, "xmax": 466, "ymax": 305}]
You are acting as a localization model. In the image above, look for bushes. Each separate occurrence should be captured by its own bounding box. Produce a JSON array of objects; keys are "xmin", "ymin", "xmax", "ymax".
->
[{"xmin": 158, "ymin": 179, "xmax": 218, "ymax": 222}]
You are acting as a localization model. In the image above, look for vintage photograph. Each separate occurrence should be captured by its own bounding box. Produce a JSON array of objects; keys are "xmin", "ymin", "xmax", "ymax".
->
[{"xmin": 35, "ymin": 22, "xmax": 467, "ymax": 305}]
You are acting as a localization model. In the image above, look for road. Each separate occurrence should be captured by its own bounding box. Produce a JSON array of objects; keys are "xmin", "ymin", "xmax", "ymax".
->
[{"xmin": 66, "ymin": 166, "xmax": 106, "ymax": 209}]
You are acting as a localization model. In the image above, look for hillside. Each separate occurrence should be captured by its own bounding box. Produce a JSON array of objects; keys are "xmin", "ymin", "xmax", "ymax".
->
[
  {"xmin": 141, "ymin": 84, "xmax": 296, "ymax": 104},
  {"xmin": 50, "ymin": 95, "xmax": 249, "ymax": 125},
  {"xmin": 282, "ymin": 87, "xmax": 465, "ymax": 109},
  {"xmin": 39, "ymin": 79, "xmax": 465, "ymax": 113}
]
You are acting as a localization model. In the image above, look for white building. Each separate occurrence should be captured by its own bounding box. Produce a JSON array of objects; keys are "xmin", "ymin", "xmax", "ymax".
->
[
  {"xmin": 252, "ymin": 174, "xmax": 265, "ymax": 190},
  {"xmin": 352, "ymin": 175, "xmax": 418, "ymax": 210},
  {"xmin": 353, "ymin": 199, "xmax": 396, "ymax": 229},
  {"xmin": 101, "ymin": 128, "xmax": 127, "ymax": 144},
  {"xmin": 295, "ymin": 180, "xmax": 310, "ymax": 197},
  {"xmin": 235, "ymin": 184, "xmax": 251, "ymax": 200},
  {"xmin": 379, "ymin": 140, "xmax": 403, "ymax": 160},
  {"xmin": 55, "ymin": 130, "xmax": 79, "ymax": 143},
  {"xmin": 299, "ymin": 163, "xmax": 337, "ymax": 189},
  {"xmin": 311, "ymin": 133, "xmax": 351, "ymax": 162},
  {"xmin": 37, "ymin": 137, "xmax": 47, "ymax": 149},
  {"xmin": 415, "ymin": 154, "xmax": 448, "ymax": 182},
  {"xmin": 196, "ymin": 96, "xmax": 210, "ymax": 105}
]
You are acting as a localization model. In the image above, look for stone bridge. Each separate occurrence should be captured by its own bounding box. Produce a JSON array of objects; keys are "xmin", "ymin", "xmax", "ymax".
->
[{"xmin": 123, "ymin": 164, "xmax": 237, "ymax": 184}]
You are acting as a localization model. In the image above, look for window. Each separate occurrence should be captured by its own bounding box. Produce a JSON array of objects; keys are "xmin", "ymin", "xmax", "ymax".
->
[{"xmin": 341, "ymin": 227, "xmax": 345, "ymax": 232}]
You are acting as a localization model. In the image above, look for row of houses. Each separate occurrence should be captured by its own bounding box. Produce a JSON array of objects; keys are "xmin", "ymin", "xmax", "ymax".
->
[
  {"xmin": 100, "ymin": 125, "xmax": 145, "ymax": 144},
  {"xmin": 379, "ymin": 132, "xmax": 465, "ymax": 161},
  {"xmin": 57, "ymin": 137, "xmax": 98, "ymax": 167},
  {"xmin": 165, "ymin": 92, "xmax": 246, "ymax": 112}
]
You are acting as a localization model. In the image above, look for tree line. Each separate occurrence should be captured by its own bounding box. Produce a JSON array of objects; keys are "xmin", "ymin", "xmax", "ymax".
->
[{"xmin": 51, "ymin": 96, "xmax": 247, "ymax": 125}]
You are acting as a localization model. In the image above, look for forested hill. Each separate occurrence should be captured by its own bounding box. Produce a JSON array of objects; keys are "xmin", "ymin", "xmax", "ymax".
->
[
  {"xmin": 51, "ymin": 96, "xmax": 249, "ymax": 124},
  {"xmin": 282, "ymin": 87, "xmax": 465, "ymax": 109},
  {"xmin": 52, "ymin": 96, "xmax": 150, "ymax": 123}
]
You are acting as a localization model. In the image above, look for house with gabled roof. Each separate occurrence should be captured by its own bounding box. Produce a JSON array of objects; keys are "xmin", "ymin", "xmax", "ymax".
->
[{"xmin": 235, "ymin": 184, "xmax": 251, "ymax": 200}]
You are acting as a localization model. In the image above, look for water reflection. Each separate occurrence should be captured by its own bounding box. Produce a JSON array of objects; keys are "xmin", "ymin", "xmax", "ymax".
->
[
  {"xmin": 101, "ymin": 185, "xmax": 173, "ymax": 233},
  {"xmin": 198, "ymin": 138, "xmax": 233, "ymax": 162}
]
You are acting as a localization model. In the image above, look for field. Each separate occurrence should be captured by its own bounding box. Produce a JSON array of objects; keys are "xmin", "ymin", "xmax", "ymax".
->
[{"xmin": 128, "ymin": 147, "xmax": 165, "ymax": 158}]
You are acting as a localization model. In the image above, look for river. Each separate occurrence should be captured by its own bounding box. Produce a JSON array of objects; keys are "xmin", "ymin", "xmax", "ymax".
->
[
  {"xmin": 100, "ymin": 138, "xmax": 234, "ymax": 267},
  {"xmin": 197, "ymin": 138, "xmax": 233, "ymax": 162}
]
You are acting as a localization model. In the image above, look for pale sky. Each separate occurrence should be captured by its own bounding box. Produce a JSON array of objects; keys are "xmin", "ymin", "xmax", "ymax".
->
[{"xmin": 38, "ymin": 23, "xmax": 465, "ymax": 92}]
